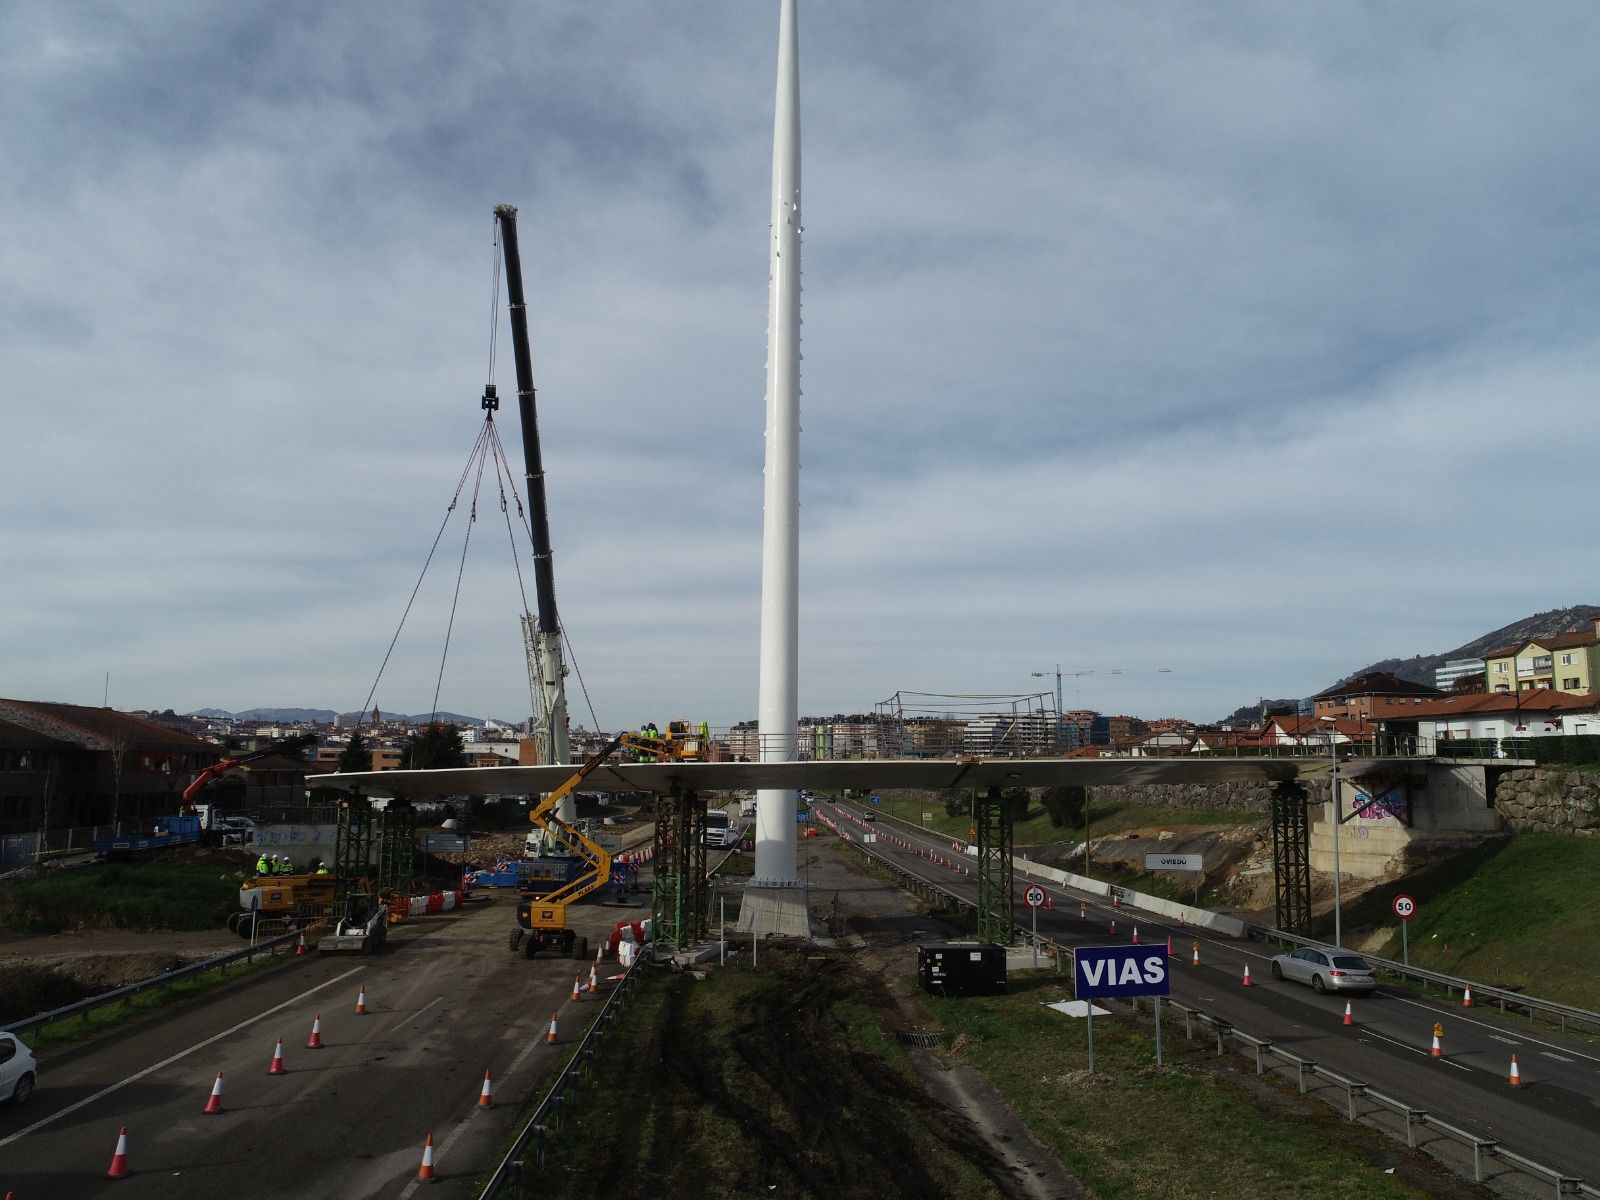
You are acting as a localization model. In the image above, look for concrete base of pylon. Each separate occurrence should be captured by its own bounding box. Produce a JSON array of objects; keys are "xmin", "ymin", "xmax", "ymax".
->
[{"xmin": 734, "ymin": 882, "xmax": 814, "ymax": 939}]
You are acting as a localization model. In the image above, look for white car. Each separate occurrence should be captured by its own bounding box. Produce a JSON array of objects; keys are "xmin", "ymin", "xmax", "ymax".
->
[{"xmin": 0, "ymin": 1032, "xmax": 38, "ymax": 1104}]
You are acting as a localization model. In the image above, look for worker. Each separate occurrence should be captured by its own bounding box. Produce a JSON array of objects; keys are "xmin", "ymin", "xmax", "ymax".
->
[
  {"xmin": 646, "ymin": 721, "xmax": 659, "ymax": 739},
  {"xmin": 278, "ymin": 855, "xmax": 294, "ymax": 875},
  {"xmin": 256, "ymin": 852, "xmax": 270, "ymax": 876},
  {"xmin": 699, "ymin": 720, "xmax": 710, "ymax": 742},
  {"xmin": 315, "ymin": 862, "xmax": 331, "ymax": 875}
]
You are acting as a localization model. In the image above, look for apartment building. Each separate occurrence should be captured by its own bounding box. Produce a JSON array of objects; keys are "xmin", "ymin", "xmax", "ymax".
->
[{"xmin": 1482, "ymin": 619, "xmax": 1600, "ymax": 696}]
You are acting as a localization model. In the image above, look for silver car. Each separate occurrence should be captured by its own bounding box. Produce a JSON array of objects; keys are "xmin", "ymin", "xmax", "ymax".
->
[
  {"xmin": 0, "ymin": 1031, "xmax": 38, "ymax": 1104},
  {"xmin": 1269, "ymin": 947, "xmax": 1377, "ymax": 995}
]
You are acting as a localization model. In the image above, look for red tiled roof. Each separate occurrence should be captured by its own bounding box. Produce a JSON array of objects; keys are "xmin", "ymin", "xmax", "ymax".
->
[
  {"xmin": 1310, "ymin": 672, "xmax": 1442, "ymax": 701},
  {"xmin": 1398, "ymin": 689, "xmax": 1599, "ymax": 719},
  {"xmin": 0, "ymin": 699, "xmax": 218, "ymax": 754}
]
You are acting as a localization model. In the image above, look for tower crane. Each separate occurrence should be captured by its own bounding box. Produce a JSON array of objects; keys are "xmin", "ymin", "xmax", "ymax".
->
[{"xmin": 1031, "ymin": 666, "xmax": 1173, "ymax": 748}]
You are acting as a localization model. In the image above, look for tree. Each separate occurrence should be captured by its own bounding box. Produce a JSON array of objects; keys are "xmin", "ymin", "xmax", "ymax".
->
[
  {"xmin": 998, "ymin": 786, "xmax": 1031, "ymax": 824},
  {"xmin": 400, "ymin": 723, "xmax": 466, "ymax": 770},
  {"xmin": 1040, "ymin": 784, "xmax": 1088, "ymax": 829},
  {"xmin": 940, "ymin": 788, "xmax": 970, "ymax": 818},
  {"xmin": 337, "ymin": 731, "xmax": 372, "ymax": 774}
]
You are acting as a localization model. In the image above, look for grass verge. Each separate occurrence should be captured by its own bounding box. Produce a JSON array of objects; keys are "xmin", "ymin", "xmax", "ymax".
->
[
  {"xmin": 874, "ymin": 792, "xmax": 1250, "ymax": 847},
  {"xmin": 0, "ymin": 861, "xmax": 249, "ymax": 933}
]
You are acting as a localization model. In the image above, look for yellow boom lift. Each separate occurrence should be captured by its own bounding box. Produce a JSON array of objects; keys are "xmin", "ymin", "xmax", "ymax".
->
[{"xmin": 509, "ymin": 724, "xmax": 706, "ymax": 959}]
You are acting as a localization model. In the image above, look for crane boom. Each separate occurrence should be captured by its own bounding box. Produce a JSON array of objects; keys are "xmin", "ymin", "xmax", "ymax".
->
[{"xmin": 494, "ymin": 204, "xmax": 570, "ymax": 773}]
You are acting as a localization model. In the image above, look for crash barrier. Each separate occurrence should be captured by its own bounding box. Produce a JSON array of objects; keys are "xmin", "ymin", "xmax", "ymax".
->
[
  {"xmin": 1155, "ymin": 997, "xmax": 1600, "ymax": 1199},
  {"xmin": 478, "ymin": 950, "xmax": 647, "ymax": 1200},
  {"xmin": 1257, "ymin": 926, "xmax": 1600, "ymax": 1039},
  {"xmin": 391, "ymin": 889, "xmax": 468, "ymax": 919},
  {"xmin": 0, "ymin": 929, "xmax": 300, "ymax": 1037},
  {"xmin": 1014, "ymin": 857, "xmax": 1246, "ymax": 937}
]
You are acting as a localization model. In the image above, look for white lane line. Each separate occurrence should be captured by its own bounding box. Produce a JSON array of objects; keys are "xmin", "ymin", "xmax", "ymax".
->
[
  {"xmin": 1543, "ymin": 1051, "xmax": 1576, "ymax": 1063},
  {"xmin": 394, "ymin": 1018, "xmax": 559, "ymax": 1200},
  {"xmin": 0, "ymin": 965, "xmax": 367, "ymax": 1148},
  {"xmin": 1364, "ymin": 1029, "xmax": 1429, "ymax": 1058},
  {"xmin": 408, "ymin": 996, "xmax": 447, "ymax": 1026},
  {"xmin": 1377, "ymin": 992, "xmax": 1600, "ymax": 1066},
  {"xmin": 1489, "ymin": 1034, "xmax": 1520, "ymax": 1046}
]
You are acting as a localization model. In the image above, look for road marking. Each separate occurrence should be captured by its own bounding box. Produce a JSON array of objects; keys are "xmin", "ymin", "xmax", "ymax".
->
[
  {"xmin": 0, "ymin": 965, "xmax": 367, "ymax": 1148},
  {"xmin": 407, "ymin": 996, "xmax": 447, "ymax": 1026},
  {"xmin": 1377, "ymin": 992, "xmax": 1600, "ymax": 1066},
  {"xmin": 1489, "ymin": 1034, "xmax": 1520, "ymax": 1046},
  {"xmin": 1363, "ymin": 1029, "xmax": 1429, "ymax": 1058},
  {"xmin": 1543, "ymin": 1051, "xmax": 1576, "ymax": 1063}
]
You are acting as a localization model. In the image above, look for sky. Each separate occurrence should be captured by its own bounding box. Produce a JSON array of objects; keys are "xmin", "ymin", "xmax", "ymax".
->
[{"xmin": 4, "ymin": 2, "xmax": 1599, "ymax": 731}]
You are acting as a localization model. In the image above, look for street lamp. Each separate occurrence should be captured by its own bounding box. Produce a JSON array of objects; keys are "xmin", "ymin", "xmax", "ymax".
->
[{"xmin": 1319, "ymin": 715, "xmax": 1343, "ymax": 947}]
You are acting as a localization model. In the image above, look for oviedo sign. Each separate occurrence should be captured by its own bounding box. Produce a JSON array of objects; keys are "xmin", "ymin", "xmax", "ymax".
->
[{"xmin": 1073, "ymin": 945, "xmax": 1171, "ymax": 999}]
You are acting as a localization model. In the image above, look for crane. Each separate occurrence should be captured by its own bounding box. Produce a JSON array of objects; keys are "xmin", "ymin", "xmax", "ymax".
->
[
  {"xmin": 494, "ymin": 205, "xmax": 574, "ymax": 827},
  {"xmin": 1030, "ymin": 666, "xmax": 1173, "ymax": 748}
]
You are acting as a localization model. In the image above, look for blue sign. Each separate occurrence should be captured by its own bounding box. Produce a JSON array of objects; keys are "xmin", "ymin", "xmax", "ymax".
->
[
  {"xmin": 870, "ymin": 795, "xmax": 881, "ymax": 805},
  {"xmin": 1073, "ymin": 945, "xmax": 1171, "ymax": 999}
]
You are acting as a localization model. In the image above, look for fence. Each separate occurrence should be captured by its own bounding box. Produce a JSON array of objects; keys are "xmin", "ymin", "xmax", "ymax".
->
[
  {"xmin": 477, "ymin": 950, "xmax": 646, "ymax": 1199},
  {"xmin": 1, "ymin": 928, "xmax": 299, "ymax": 1037}
]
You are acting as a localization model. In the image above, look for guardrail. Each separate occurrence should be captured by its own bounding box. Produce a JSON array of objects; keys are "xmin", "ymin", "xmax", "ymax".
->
[
  {"xmin": 1, "ymin": 929, "xmax": 299, "ymax": 1037},
  {"xmin": 478, "ymin": 950, "xmax": 646, "ymax": 1199},
  {"xmin": 1154, "ymin": 994, "xmax": 1599, "ymax": 1199},
  {"xmin": 1256, "ymin": 926, "xmax": 1600, "ymax": 1038}
]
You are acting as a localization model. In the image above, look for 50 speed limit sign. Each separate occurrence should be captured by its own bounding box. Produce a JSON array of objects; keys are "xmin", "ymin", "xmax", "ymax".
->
[
  {"xmin": 1023, "ymin": 885, "xmax": 1047, "ymax": 909},
  {"xmin": 1392, "ymin": 893, "xmax": 1417, "ymax": 921}
]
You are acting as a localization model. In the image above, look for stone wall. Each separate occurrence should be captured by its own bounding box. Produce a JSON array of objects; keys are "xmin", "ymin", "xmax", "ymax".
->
[
  {"xmin": 1080, "ymin": 779, "xmax": 1326, "ymax": 814},
  {"xmin": 1493, "ymin": 768, "xmax": 1600, "ymax": 835}
]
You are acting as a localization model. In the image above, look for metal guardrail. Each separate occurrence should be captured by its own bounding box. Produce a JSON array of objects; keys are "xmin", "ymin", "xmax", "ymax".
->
[
  {"xmin": 478, "ymin": 950, "xmax": 647, "ymax": 1199},
  {"xmin": 1, "ymin": 929, "xmax": 299, "ymax": 1037},
  {"xmin": 1157, "ymin": 995, "xmax": 1599, "ymax": 1198},
  {"xmin": 1256, "ymin": 926, "xmax": 1600, "ymax": 1037}
]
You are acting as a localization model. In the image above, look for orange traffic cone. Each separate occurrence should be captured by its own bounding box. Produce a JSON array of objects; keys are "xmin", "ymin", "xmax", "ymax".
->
[
  {"xmin": 587, "ymin": 966, "xmax": 598, "ymax": 993},
  {"xmin": 1131, "ymin": 926, "xmax": 1140, "ymax": 945},
  {"xmin": 546, "ymin": 1012, "xmax": 559, "ymax": 1044},
  {"xmin": 1191, "ymin": 943, "xmax": 1200, "ymax": 967},
  {"xmin": 571, "ymin": 975, "xmax": 582, "ymax": 1002},
  {"xmin": 1463, "ymin": 984, "xmax": 1473, "ymax": 1008},
  {"xmin": 203, "ymin": 1071, "xmax": 224, "ymax": 1114},
  {"xmin": 355, "ymin": 986, "xmax": 367, "ymax": 1015},
  {"xmin": 106, "ymin": 1125, "xmax": 131, "ymax": 1179},
  {"xmin": 1079, "ymin": 901, "xmax": 1086, "ymax": 919},
  {"xmin": 1241, "ymin": 963, "xmax": 1252, "ymax": 987},
  {"xmin": 1509, "ymin": 1054, "xmax": 1522, "ymax": 1087},
  {"xmin": 417, "ymin": 1131, "xmax": 436, "ymax": 1182},
  {"xmin": 296, "ymin": 931, "xmax": 307, "ymax": 956},
  {"xmin": 478, "ymin": 1068, "xmax": 494, "ymax": 1107},
  {"xmin": 1342, "ymin": 1002, "xmax": 1354, "ymax": 1026},
  {"xmin": 1166, "ymin": 935, "xmax": 1173, "ymax": 957},
  {"xmin": 1109, "ymin": 920, "xmax": 1117, "ymax": 935},
  {"xmin": 268, "ymin": 1038, "xmax": 286, "ymax": 1075},
  {"xmin": 1431, "ymin": 1032, "xmax": 1442, "ymax": 1057},
  {"xmin": 595, "ymin": 943, "xmax": 604, "ymax": 964},
  {"xmin": 307, "ymin": 1013, "xmax": 323, "ymax": 1049}
]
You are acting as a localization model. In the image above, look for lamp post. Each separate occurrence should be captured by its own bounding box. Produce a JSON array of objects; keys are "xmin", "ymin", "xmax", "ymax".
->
[{"xmin": 1319, "ymin": 715, "xmax": 1343, "ymax": 947}]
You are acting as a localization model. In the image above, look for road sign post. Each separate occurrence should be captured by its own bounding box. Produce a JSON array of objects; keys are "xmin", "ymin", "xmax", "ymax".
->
[
  {"xmin": 1073, "ymin": 944, "xmax": 1172, "ymax": 1072},
  {"xmin": 1024, "ymin": 885, "xmax": 1046, "ymax": 968},
  {"xmin": 1392, "ymin": 893, "xmax": 1416, "ymax": 965}
]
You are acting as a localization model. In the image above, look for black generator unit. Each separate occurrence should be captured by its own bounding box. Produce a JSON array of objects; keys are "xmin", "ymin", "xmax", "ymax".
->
[{"xmin": 918, "ymin": 943, "xmax": 1007, "ymax": 997}]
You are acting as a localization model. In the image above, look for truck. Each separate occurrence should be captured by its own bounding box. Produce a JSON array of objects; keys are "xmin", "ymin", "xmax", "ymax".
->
[
  {"xmin": 90, "ymin": 813, "xmax": 204, "ymax": 859},
  {"xmin": 704, "ymin": 810, "xmax": 742, "ymax": 849}
]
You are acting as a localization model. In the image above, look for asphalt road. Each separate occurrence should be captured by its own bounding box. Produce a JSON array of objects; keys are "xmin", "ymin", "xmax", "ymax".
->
[
  {"xmin": 0, "ymin": 889, "xmax": 646, "ymax": 1199},
  {"xmin": 821, "ymin": 798, "xmax": 1600, "ymax": 1189}
]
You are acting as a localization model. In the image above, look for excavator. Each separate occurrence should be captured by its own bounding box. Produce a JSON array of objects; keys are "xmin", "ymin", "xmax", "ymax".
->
[{"xmin": 509, "ymin": 725, "xmax": 706, "ymax": 959}]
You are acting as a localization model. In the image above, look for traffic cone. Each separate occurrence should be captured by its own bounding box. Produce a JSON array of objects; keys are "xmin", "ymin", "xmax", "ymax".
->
[
  {"xmin": 355, "ymin": 986, "xmax": 367, "ymax": 1015},
  {"xmin": 268, "ymin": 1038, "xmax": 286, "ymax": 1075},
  {"xmin": 307, "ymin": 1013, "xmax": 323, "ymax": 1049},
  {"xmin": 296, "ymin": 931, "xmax": 307, "ymax": 956},
  {"xmin": 1131, "ymin": 926, "xmax": 1140, "ymax": 945},
  {"xmin": 571, "ymin": 975, "xmax": 582, "ymax": 1002},
  {"xmin": 1166, "ymin": 935, "xmax": 1173, "ymax": 956},
  {"xmin": 478, "ymin": 1068, "xmax": 494, "ymax": 1107},
  {"xmin": 1342, "ymin": 1001, "xmax": 1354, "ymax": 1027},
  {"xmin": 417, "ymin": 1131, "xmax": 436, "ymax": 1182},
  {"xmin": 1079, "ymin": 901, "xmax": 1086, "ymax": 919},
  {"xmin": 595, "ymin": 943, "xmax": 604, "ymax": 964},
  {"xmin": 1431, "ymin": 1032, "xmax": 1442, "ymax": 1058},
  {"xmin": 203, "ymin": 1071, "xmax": 224, "ymax": 1114},
  {"xmin": 1191, "ymin": 943, "xmax": 1200, "ymax": 967},
  {"xmin": 105, "ymin": 1125, "xmax": 131, "ymax": 1179},
  {"xmin": 1109, "ymin": 919, "xmax": 1117, "ymax": 935},
  {"xmin": 1241, "ymin": 963, "xmax": 1252, "ymax": 987},
  {"xmin": 1509, "ymin": 1054, "xmax": 1521, "ymax": 1087},
  {"xmin": 587, "ymin": 966, "xmax": 598, "ymax": 993},
  {"xmin": 546, "ymin": 1012, "xmax": 559, "ymax": 1044},
  {"xmin": 1463, "ymin": 984, "xmax": 1473, "ymax": 1008}
]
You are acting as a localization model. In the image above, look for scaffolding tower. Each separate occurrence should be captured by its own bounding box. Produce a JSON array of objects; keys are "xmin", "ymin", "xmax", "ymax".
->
[
  {"xmin": 651, "ymin": 785, "xmax": 708, "ymax": 950},
  {"xmin": 973, "ymin": 785, "xmax": 1015, "ymax": 945},
  {"xmin": 1271, "ymin": 780, "xmax": 1313, "ymax": 935}
]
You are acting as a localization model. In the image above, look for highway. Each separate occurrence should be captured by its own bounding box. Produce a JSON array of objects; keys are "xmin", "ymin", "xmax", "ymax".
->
[
  {"xmin": 0, "ymin": 892, "xmax": 640, "ymax": 1199},
  {"xmin": 818, "ymin": 797, "xmax": 1600, "ymax": 1191}
]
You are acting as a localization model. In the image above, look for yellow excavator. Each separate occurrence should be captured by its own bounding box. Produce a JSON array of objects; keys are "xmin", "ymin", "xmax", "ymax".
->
[{"xmin": 509, "ymin": 724, "xmax": 706, "ymax": 959}]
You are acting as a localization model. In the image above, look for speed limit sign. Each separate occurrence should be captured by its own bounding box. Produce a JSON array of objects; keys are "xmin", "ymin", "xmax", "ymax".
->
[
  {"xmin": 1024, "ymin": 885, "xmax": 1046, "ymax": 909},
  {"xmin": 1392, "ymin": 893, "xmax": 1416, "ymax": 921}
]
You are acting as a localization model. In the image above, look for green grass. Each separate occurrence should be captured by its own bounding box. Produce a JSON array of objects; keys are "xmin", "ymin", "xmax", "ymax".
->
[
  {"xmin": 873, "ymin": 792, "xmax": 1251, "ymax": 847},
  {"xmin": 927, "ymin": 973, "xmax": 1440, "ymax": 1200},
  {"xmin": 0, "ymin": 861, "xmax": 249, "ymax": 933},
  {"xmin": 19, "ymin": 954, "xmax": 287, "ymax": 1053},
  {"xmin": 1332, "ymin": 832, "xmax": 1600, "ymax": 1010}
]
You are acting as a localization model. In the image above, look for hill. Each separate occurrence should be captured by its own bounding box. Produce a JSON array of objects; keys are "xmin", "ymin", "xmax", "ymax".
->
[{"xmin": 1346, "ymin": 604, "xmax": 1600, "ymax": 689}]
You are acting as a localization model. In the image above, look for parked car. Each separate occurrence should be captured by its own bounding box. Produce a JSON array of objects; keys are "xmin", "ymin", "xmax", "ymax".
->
[
  {"xmin": 0, "ymin": 1032, "xmax": 37, "ymax": 1104},
  {"xmin": 215, "ymin": 817, "xmax": 256, "ymax": 846},
  {"xmin": 1269, "ymin": 947, "xmax": 1377, "ymax": 994}
]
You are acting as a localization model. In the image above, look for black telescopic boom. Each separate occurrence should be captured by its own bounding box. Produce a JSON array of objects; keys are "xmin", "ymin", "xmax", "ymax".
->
[{"xmin": 494, "ymin": 204, "xmax": 559, "ymax": 636}]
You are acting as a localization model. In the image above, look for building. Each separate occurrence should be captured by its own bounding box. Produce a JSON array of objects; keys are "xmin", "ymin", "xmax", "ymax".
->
[
  {"xmin": 1310, "ymin": 672, "xmax": 1444, "ymax": 721},
  {"xmin": 1382, "ymin": 689, "xmax": 1600, "ymax": 750},
  {"xmin": 1434, "ymin": 658, "xmax": 1486, "ymax": 692},
  {"xmin": 1482, "ymin": 619, "xmax": 1600, "ymax": 696},
  {"xmin": 0, "ymin": 699, "xmax": 225, "ymax": 832}
]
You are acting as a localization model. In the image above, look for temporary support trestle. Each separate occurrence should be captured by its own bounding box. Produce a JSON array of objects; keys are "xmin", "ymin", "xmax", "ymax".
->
[
  {"xmin": 973, "ymin": 786, "xmax": 1014, "ymax": 945},
  {"xmin": 651, "ymin": 785, "xmax": 708, "ymax": 950},
  {"xmin": 1271, "ymin": 780, "xmax": 1313, "ymax": 935}
]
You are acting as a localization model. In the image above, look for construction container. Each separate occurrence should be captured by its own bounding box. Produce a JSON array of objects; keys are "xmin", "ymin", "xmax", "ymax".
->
[{"xmin": 918, "ymin": 943, "xmax": 1007, "ymax": 997}]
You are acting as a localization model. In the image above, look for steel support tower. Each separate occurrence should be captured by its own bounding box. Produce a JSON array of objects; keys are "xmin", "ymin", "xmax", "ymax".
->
[
  {"xmin": 334, "ymin": 798, "xmax": 375, "ymax": 906},
  {"xmin": 651, "ymin": 785, "xmax": 708, "ymax": 949},
  {"xmin": 973, "ymin": 786, "xmax": 1014, "ymax": 945},
  {"xmin": 1271, "ymin": 780, "xmax": 1313, "ymax": 935},
  {"xmin": 376, "ymin": 804, "xmax": 416, "ymax": 893}
]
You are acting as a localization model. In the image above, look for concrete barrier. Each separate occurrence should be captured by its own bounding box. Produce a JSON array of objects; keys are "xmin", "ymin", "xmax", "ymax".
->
[{"xmin": 1012, "ymin": 856, "xmax": 1245, "ymax": 937}]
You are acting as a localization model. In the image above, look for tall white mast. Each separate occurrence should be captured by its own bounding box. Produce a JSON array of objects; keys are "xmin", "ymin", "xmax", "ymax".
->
[{"xmin": 754, "ymin": 0, "xmax": 802, "ymax": 888}]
